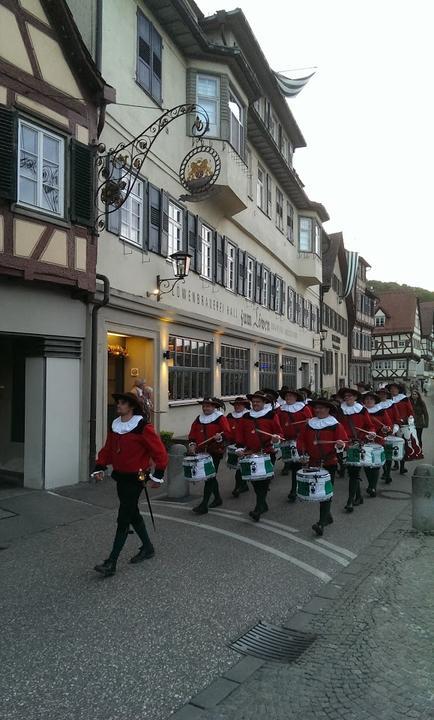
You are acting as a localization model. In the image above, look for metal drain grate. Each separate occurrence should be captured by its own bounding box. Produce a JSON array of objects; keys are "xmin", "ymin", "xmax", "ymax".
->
[{"xmin": 229, "ymin": 621, "xmax": 317, "ymax": 663}]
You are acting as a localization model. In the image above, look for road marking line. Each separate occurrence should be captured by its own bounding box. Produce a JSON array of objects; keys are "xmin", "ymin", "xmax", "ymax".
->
[
  {"xmin": 316, "ymin": 539, "xmax": 357, "ymax": 559},
  {"xmin": 148, "ymin": 505, "xmax": 349, "ymax": 566},
  {"xmin": 152, "ymin": 501, "xmax": 299, "ymax": 531},
  {"xmin": 46, "ymin": 491, "xmax": 98, "ymax": 508},
  {"xmin": 142, "ymin": 512, "xmax": 331, "ymax": 582}
]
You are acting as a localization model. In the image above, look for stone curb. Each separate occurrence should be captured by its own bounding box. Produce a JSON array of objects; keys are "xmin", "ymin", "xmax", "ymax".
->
[{"xmin": 169, "ymin": 506, "xmax": 411, "ymax": 719}]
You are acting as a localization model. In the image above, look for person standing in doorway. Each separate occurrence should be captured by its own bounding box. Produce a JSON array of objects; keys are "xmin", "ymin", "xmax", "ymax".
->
[
  {"xmin": 92, "ymin": 392, "xmax": 168, "ymax": 578},
  {"xmin": 130, "ymin": 378, "xmax": 146, "ymax": 409},
  {"xmin": 410, "ymin": 389, "xmax": 429, "ymax": 449}
]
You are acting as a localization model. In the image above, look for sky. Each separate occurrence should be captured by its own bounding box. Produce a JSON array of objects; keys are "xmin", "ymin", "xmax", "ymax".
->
[{"xmin": 199, "ymin": 0, "xmax": 434, "ymax": 289}]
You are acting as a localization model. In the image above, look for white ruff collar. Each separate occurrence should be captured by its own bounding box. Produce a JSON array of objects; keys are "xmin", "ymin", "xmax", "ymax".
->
[
  {"xmin": 250, "ymin": 404, "xmax": 273, "ymax": 419},
  {"xmin": 366, "ymin": 403, "xmax": 384, "ymax": 414},
  {"xmin": 380, "ymin": 399, "xmax": 393, "ymax": 409},
  {"xmin": 199, "ymin": 410, "xmax": 223, "ymax": 424},
  {"xmin": 230, "ymin": 409, "xmax": 249, "ymax": 420},
  {"xmin": 392, "ymin": 394, "xmax": 407, "ymax": 404},
  {"xmin": 340, "ymin": 402, "xmax": 364, "ymax": 415},
  {"xmin": 308, "ymin": 416, "xmax": 338, "ymax": 430},
  {"xmin": 112, "ymin": 415, "xmax": 143, "ymax": 434},
  {"xmin": 281, "ymin": 401, "xmax": 305, "ymax": 413}
]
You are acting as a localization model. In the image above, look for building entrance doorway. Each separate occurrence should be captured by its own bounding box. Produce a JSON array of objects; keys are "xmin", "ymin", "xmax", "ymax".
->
[
  {"xmin": 106, "ymin": 332, "xmax": 154, "ymax": 428},
  {"xmin": 0, "ymin": 336, "xmax": 26, "ymax": 487}
]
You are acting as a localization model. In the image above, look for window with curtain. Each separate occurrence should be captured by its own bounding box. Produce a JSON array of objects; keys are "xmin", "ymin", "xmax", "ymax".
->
[
  {"xmin": 197, "ymin": 74, "xmax": 220, "ymax": 136},
  {"xmin": 18, "ymin": 119, "xmax": 64, "ymax": 217},
  {"xmin": 299, "ymin": 217, "xmax": 312, "ymax": 251}
]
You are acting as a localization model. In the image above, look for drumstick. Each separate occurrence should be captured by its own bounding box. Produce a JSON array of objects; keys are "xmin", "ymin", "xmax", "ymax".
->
[
  {"xmin": 195, "ymin": 434, "xmax": 219, "ymax": 449},
  {"xmin": 354, "ymin": 426, "xmax": 383, "ymax": 440},
  {"xmin": 255, "ymin": 429, "xmax": 285, "ymax": 442}
]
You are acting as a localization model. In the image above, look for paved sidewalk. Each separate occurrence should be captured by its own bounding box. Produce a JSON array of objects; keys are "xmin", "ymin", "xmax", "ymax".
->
[{"xmin": 174, "ymin": 507, "xmax": 434, "ymax": 719}]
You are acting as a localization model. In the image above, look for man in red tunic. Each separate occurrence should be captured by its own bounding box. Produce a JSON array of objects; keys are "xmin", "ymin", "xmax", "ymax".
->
[
  {"xmin": 277, "ymin": 388, "xmax": 312, "ymax": 501},
  {"xmin": 235, "ymin": 391, "xmax": 282, "ymax": 521},
  {"xmin": 226, "ymin": 397, "xmax": 251, "ymax": 497},
  {"xmin": 337, "ymin": 388, "xmax": 376, "ymax": 512},
  {"xmin": 188, "ymin": 397, "xmax": 231, "ymax": 514},
  {"xmin": 362, "ymin": 391, "xmax": 393, "ymax": 495},
  {"xmin": 92, "ymin": 392, "xmax": 168, "ymax": 577},
  {"xmin": 387, "ymin": 382, "xmax": 422, "ymax": 472},
  {"xmin": 297, "ymin": 399, "xmax": 348, "ymax": 536}
]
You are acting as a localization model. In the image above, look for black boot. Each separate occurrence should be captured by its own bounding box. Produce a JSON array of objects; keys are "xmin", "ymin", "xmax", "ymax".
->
[
  {"xmin": 193, "ymin": 477, "xmax": 213, "ymax": 514},
  {"xmin": 209, "ymin": 478, "xmax": 222, "ymax": 508},
  {"xmin": 281, "ymin": 463, "xmax": 290, "ymax": 476},
  {"xmin": 312, "ymin": 522, "xmax": 324, "ymax": 536},
  {"xmin": 288, "ymin": 469, "xmax": 297, "ymax": 502},
  {"xmin": 130, "ymin": 545, "xmax": 155, "ymax": 563},
  {"xmin": 400, "ymin": 460, "xmax": 408, "ymax": 475},
  {"xmin": 94, "ymin": 558, "xmax": 116, "ymax": 577}
]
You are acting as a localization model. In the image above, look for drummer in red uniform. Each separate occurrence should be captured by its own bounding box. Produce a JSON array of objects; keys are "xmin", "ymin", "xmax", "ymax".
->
[
  {"xmin": 235, "ymin": 390, "xmax": 282, "ymax": 522},
  {"xmin": 188, "ymin": 397, "xmax": 231, "ymax": 515},
  {"xmin": 226, "ymin": 396, "xmax": 251, "ymax": 497},
  {"xmin": 297, "ymin": 398, "xmax": 348, "ymax": 536},
  {"xmin": 387, "ymin": 382, "xmax": 422, "ymax": 472},
  {"xmin": 337, "ymin": 387, "xmax": 376, "ymax": 513},
  {"xmin": 277, "ymin": 388, "xmax": 312, "ymax": 502},
  {"xmin": 362, "ymin": 391, "xmax": 393, "ymax": 495}
]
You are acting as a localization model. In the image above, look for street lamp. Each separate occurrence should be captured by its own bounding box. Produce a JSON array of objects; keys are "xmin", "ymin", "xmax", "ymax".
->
[{"xmin": 148, "ymin": 251, "xmax": 192, "ymax": 301}]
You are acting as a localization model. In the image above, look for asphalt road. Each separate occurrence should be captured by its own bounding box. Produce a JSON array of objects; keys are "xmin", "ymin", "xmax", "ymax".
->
[{"xmin": 1, "ymin": 397, "xmax": 432, "ymax": 720}]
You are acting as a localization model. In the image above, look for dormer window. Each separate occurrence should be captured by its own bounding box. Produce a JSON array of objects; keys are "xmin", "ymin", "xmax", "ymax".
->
[{"xmin": 375, "ymin": 313, "xmax": 385, "ymax": 327}]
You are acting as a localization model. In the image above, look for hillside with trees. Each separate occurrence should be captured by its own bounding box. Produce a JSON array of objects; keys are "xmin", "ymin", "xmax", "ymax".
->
[{"xmin": 369, "ymin": 280, "xmax": 434, "ymax": 303}]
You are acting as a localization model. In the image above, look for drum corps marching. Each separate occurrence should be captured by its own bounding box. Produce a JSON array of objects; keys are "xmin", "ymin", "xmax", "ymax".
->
[{"xmin": 92, "ymin": 379, "xmax": 424, "ymax": 576}]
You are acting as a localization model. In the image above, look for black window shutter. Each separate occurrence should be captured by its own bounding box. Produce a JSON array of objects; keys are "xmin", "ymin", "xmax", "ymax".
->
[
  {"xmin": 214, "ymin": 232, "xmax": 224, "ymax": 284},
  {"xmin": 269, "ymin": 273, "xmax": 275, "ymax": 310},
  {"xmin": 70, "ymin": 139, "xmax": 95, "ymax": 227},
  {"xmin": 151, "ymin": 26, "xmax": 162, "ymax": 103},
  {"xmin": 281, "ymin": 280, "xmax": 286, "ymax": 316},
  {"xmin": 196, "ymin": 216, "xmax": 202, "ymax": 274},
  {"xmin": 185, "ymin": 211, "xmax": 197, "ymax": 272},
  {"xmin": 255, "ymin": 262, "xmax": 262, "ymax": 305},
  {"xmin": 238, "ymin": 249, "xmax": 246, "ymax": 296},
  {"xmin": 106, "ymin": 161, "xmax": 121, "ymax": 235},
  {"xmin": 160, "ymin": 190, "xmax": 169, "ymax": 256},
  {"xmin": 0, "ymin": 106, "xmax": 17, "ymax": 202},
  {"xmin": 148, "ymin": 183, "xmax": 160, "ymax": 253},
  {"xmin": 222, "ymin": 236, "xmax": 228, "ymax": 287}
]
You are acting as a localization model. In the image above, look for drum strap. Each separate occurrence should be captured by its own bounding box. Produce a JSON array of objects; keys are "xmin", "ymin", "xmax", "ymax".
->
[{"xmin": 252, "ymin": 419, "xmax": 266, "ymax": 451}]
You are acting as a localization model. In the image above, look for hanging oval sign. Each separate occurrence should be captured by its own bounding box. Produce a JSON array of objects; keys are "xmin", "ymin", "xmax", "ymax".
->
[{"xmin": 179, "ymin": 145, "xmax": 221, "ymax": 196}]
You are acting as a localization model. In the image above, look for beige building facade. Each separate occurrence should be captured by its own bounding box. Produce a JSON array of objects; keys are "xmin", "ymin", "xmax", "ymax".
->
[{"xmin": 68, "ymin": 0, "xmax": 328, "ymax": 444}]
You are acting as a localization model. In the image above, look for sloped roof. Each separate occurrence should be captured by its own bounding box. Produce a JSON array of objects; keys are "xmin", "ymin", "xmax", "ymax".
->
[
  {"xmin": 419, "ymin": 301, "xmax": 434, "ymax": 337},
  {"xmin": 374, "ymin": 292, "xmax": 418, "ymax": 335}
]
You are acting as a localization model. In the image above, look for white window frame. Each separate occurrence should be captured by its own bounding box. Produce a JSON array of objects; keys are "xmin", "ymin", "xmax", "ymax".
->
[
  {"xmin": 257, "ymin": 164, "xmax": 265, "ymax": 211},
  {"xmin": 120, "ymin": 178, "xmax": 143, "ymax": 246},
  {"xmin": 168, "ymin": 201, "xmax": 183, "ymax": 258},
  {"xmin": 196, "ymin": 74, "xmax": 220, "ymax": 137},
  {"xmin": 275, "ymin": 278, "xmax": 281, "ymax": 313},
  {"xmin": 246, "ymin": 256, "xmax": 254, "ymax": 301},
  {"xmin": 276, "ymin": 187, "xmax": 284, "ymax": 232},
  {"xmin": 229, "ymin": 89, "xmax": 244, "ymax": 156},
  {"xmin": 314, "ymin": 223, "xmax": 322, "ymax": 256},
  {"xmin": 226, "ymin": 242, "xmax": 236, "ymax": 292},
  {"xmin": 375, "ymin": 315, "xmax": 385, "ymax": 327},
  {"xmin": 246, "ymin": 145, "xmax": 253, "ymax": 199},
  {"xmin": 299, "ymin": 217, "xmax": 313, "ymax": 252},
  {"xmin": 17, "ymin": 118, "xmax": 65, "ymax": 218},
  {"xmin": 200, "ymin": 224, "xmax": 213, "ymax": 279},
  {"xmin": 262, "ymin": 268, "xmax": 269, "ymax": 308}
]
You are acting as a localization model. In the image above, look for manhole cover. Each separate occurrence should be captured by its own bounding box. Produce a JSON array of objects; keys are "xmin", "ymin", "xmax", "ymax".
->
[
  {"xmin": 229, "ymin": 621, "xmax": 317, "ymax": 663},
  {"xmin": 378, "ymin": 490, "xmax": 412, "ymax": 501}
]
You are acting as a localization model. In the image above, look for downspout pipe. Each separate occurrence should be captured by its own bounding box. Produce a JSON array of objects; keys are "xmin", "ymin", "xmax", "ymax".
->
[
  {"xmin": 88, "ymin": 273, "xmax": 110, "ymax": 474},
  {"xmin": 95, "ymin": 0, "xmax": 103, "ymax": 72}
]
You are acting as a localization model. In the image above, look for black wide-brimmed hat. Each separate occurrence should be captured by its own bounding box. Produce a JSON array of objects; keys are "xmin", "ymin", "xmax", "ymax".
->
[
  {"xmin": 309, "ymin": 398, "xmax": 337, "ymax": 411},
  {"xmin": 337, "ymin": 387, "xmax": 362, "ymax": 402},
  {"xmin": 230, "ymin": 396, "xmax": 251, "ymax": 408},
  {"xmin": 362, "ymin": 391, "xmax": 380, "ymax": 403},
  {"xmin": 280, "ymin": 387, "xmax": 305, "ymax": 402},
  {"xmin": 198, "ymin": 397, "xmax": 225, "ymax": 409},
  {"xmin": 112, "ymin": 392, "xmax": 143, "ymax": 414},
  {"xmin": 261, "ymin": 387, "xmax": 279, "ymax": 401},
  {"xmin": 247, "ymin": 390, "xmax": 273, "ymax": 403},
  {"xmin": 386, "ymin": 382, "xmax": 406, "ymax": 394}
]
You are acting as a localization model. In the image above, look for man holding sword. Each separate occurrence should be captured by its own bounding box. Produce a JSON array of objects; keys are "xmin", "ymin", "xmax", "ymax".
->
[{"xmin": 92, "ymin": 392, "xmax": 168, "ymax": 578}]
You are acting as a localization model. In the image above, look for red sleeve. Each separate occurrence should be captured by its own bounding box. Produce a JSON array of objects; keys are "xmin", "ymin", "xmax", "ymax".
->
[
  {"xmin": 272, "ymin": 413, "xmax": 283, "ymax": 435},
  {"xmin": 218, "ymin": 415, "xmax": 232, "ymax": 440},
  {"xmin": 188, "ymin": 419, "xmax": 200, "ymax": 444},
  {"xmin": 141, "ymin": 424, "xmax": 168, "ymax": 471},
  {"xmin": 95, "ymin": 433, "xmax": 114, "ymax": 469},
  {"xmin": 382, "ymin": 410, "xmax": 393, "ymax": 428},
  {"xmin": 335, "ymin": 423, "xmax": 349, "ymax": 443},
  {"xmin": 363, "ymin": 410, "xmax": 375, "ymax": 433},
  {"xmin": 297, "ymin": 425, "xmax": 308, "ymax": 453},
  {"xmin": 236, "ymin": 418, "xmax": 247, "ymax": 447},
  {"xmin": 304, "ymin": 405, "xmax": 313, "ymax": 419}
]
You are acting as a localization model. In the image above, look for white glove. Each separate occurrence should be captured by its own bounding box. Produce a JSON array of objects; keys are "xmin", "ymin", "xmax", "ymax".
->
[
  {"xmin": 91, "ymin": 471, "xmax": 104, "ymax": 482},
  {"xmin": 392, "ymin": 424, "xmax": 399, "ymax": 435},
  {"xmin": 215, "ymin": 433, "xmax": 223, "ymax": 443},
  {"xmin": 235, "ymin": 447, "xmax": 246, "ymax": 456}
]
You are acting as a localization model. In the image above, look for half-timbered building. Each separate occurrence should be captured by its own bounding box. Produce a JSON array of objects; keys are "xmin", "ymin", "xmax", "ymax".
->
[
  {"xmin": 320, "ymin": 232, "xmax": 349, "ymax": 394},
  {"xmin": 0, "ymin": 0, "xmax": 113, "ymax": 489},
  {"xmin": 347, "ymin": 256, "xmax": 375, "ymax": 387},
  {"xmin": 372, "ymin": 292, "xmax": 422, "ymax": 386}
]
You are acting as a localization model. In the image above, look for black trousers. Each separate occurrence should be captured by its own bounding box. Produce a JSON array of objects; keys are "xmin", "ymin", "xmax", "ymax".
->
[
  {"xmin": 347, "ymin": 465, "xmax": 362, "ymax": 503},
  {"xmin": 252, "ymin": 455, "xmax": 276, "ymax": 511},
  {"xmin": 289, "ymin": 462, "xmax": 302, "ymax": 496},
  {"xmin": 383, "ymin": 460, "xmax": 392, "ymax": 480},
  {"xmin": 234, "ymin": 467, "xmax": 248, "ymax": 490},
  {"xmin": 365, "ymin": 466, "xmax": 380, "ymax": 490},
  {"xmin": 200, "ymin": 456, "xmax": 222, "ymax": 505},
  {"xmin": 109, "ymin": 477, "xmax": 152, "ymax": 561},
  {"xmin": 416, "ymin": 428, "xmax": 423, "ymax": 447},
  {"xmin": 318, "ymin": 466, "xmax": 336, "ymax": 525}
]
